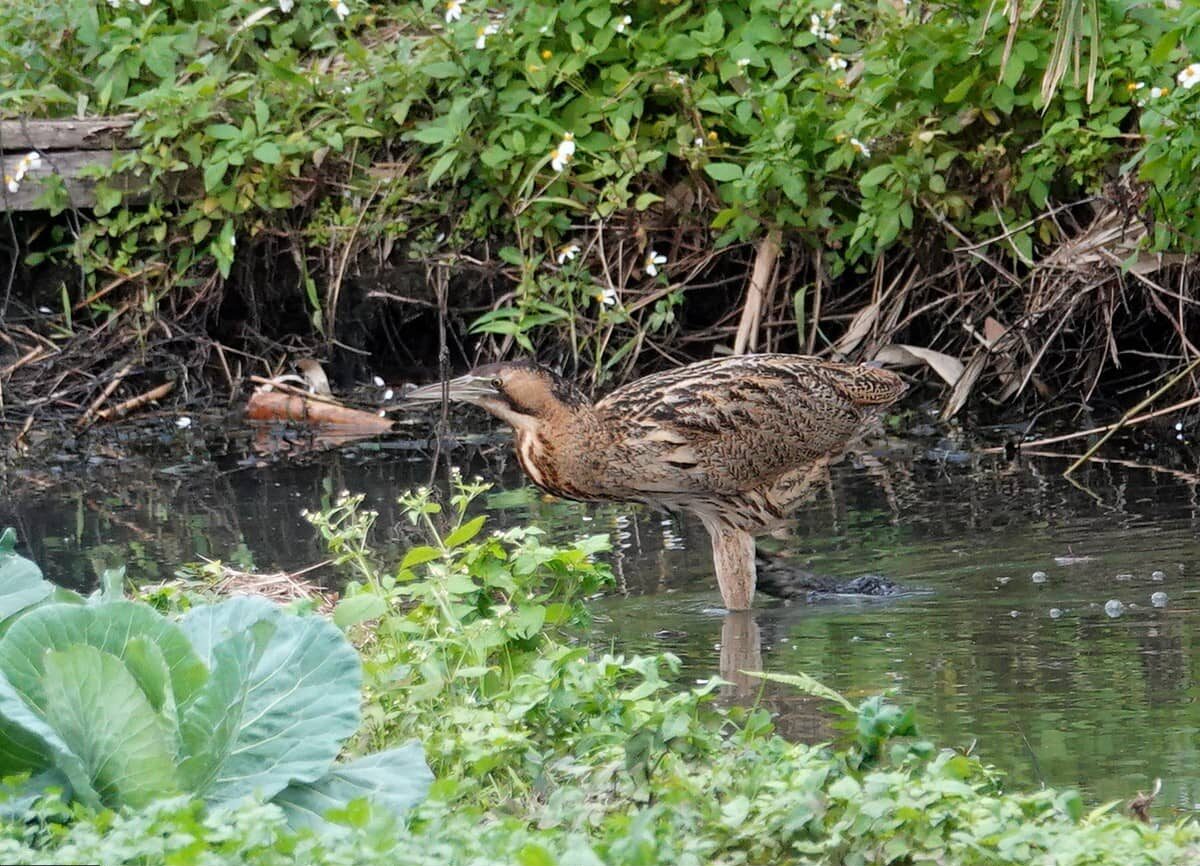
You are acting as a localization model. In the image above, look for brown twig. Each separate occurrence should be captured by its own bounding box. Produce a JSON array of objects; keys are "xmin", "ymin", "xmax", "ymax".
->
[{"xmin": 982, "ymin": 394, "xmax": 1200, "ymax": 454}]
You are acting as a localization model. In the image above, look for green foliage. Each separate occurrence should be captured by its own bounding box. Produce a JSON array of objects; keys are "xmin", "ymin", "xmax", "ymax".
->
[
  {"xmin": 5, "ymin": 0, "xmax": 1200, "ymax": 375},
  {"xmin": 3, "ymin": 504, "xmax": 1200, "ymax": 862},
  {"xmin": 0, "ymin": 530, "xmax": 432, "ymax": 824}
]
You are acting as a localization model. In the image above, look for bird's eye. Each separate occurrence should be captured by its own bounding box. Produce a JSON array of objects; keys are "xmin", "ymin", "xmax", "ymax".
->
[{"xmin": 491, "ymin": 377, "xmax": 504, "ymax": 390}]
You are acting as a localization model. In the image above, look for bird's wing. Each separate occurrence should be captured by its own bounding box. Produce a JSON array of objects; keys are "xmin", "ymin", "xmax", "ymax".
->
[{"xmin": 594, "ymin": 355, "xmax": 902, "ymax": 496}]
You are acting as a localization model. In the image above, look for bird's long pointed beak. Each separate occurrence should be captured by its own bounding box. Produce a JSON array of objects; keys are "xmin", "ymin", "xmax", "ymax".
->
[{"xmin": 403, "ymin": 374, "xmax": 498, "ymax": 406}]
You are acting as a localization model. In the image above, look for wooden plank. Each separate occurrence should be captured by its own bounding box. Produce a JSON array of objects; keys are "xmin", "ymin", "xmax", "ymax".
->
[
  {"xmin": 0, "ymin": 116, "xmax": 135, "ymax": 152},
  {"xmin": 0, "ymin": 150, "xmax": 148, "ymax": 212}
]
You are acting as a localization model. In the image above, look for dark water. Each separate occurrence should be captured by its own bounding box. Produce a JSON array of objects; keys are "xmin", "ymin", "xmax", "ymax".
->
[{"xmin": 3, "ymin": 419, "xmax": 1200, "ymax": 812}]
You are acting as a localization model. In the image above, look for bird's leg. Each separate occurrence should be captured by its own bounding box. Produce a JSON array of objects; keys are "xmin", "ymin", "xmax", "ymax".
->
[{"xmin": 703, "ymin": 519, "xmax": 757, "ymax": 610}]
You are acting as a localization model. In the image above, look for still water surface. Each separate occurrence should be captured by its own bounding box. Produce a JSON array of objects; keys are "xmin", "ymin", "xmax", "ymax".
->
[{"xmin": 3, "ymin": 422, "xmax": 1199, "ymax": 812}]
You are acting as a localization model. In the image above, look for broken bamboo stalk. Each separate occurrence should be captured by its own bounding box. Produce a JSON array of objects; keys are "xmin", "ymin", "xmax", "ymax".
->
[
  {"xmin": 76, "ymin": 362, "xmax": 132, "ymax": 428},
  {"xmin": 94, "ymin": 380, "xmax": 175, "ymax": 421}
]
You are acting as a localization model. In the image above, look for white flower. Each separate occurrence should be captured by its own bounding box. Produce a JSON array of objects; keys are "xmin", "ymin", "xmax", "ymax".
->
[
  {"xmin": 383, "ymin": 388, "xmax": 394, "ymax": 400},
  {"xmin": 329, "ymin": 0, "xmax": 348, "ymax": 19},
  {"xmin": 827, "ymin": 54, "xmax": 848, "ymax": 70},
  {"xmin": 1150, "ymin": 85, "xmax": 1167, "ymax": 98},
  {"xmin": 550, "ymin": 132, "xmax": 575, "ymax": 172},
  {"xmin": 279, "ymin": 0, "xmax": 293, "ymax": 11},
  {"xmin": 850, "ymin": 137, "xmax": 871, "ymax": 157},
  {"xmin": 6, "ymin": 178, "xmax": 19, "ymax": 194},
  {"xmin": 736, "ymin": 57, "xmax": 751, "ymax": 69},
  {"xmin": 594, "ymin": 287, "xmax": 617, "ymax": 306},
  {"xmin": 667, "ymin": 71, "xmax": 688, "ymax": 86},
  {"xmin": 475, "ymin": 22, "xmax": 498, "ymax": 49},
  {"xmin": 644, "ymin": 249, "xmax": 667, "ymax": 277},
  {"xmin": 1177, "ymin": 62, "xmax": 1200, "ymax": 90},
  {"xmin": 556, "ymin": 242, "xmax": 580, "ymax": 264},
  {"xmin": 138, "ymin": 0, "xmax": 150, "ymax": 6},
  {"xmin": 107, "ymin": 0, "xmax": 119, "ymax": 6},
  {"xmin": 176, "ymin": 417, "xmax": 193, "ymax": 429},
  {"xmin": 445, "ymin": 0, "xmax": 462, "ymax": 22},
  {"xmin": 614, "ymin": 14, "xmax": 631, "ymax": 33},
  {"xmin": 694, "ymin": 136, "xmax": 705, "ymax": 147},
  {"xmin": 372, "ymin": 375, "xmax": 385, "ymax": 387}
]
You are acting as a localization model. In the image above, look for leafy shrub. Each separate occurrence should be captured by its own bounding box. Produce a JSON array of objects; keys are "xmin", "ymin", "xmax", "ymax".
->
[
  {"xmin": 0, "ymin": 529, "xmax": 431, "ymax": 826},
  {"xmin": 5, "ymin": 0, "xmax": 1200, "ymax": 386}
]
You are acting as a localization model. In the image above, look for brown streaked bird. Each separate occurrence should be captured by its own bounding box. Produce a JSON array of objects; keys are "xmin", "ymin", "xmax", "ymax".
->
[{"xmin": 404, "ymin": 355, "xmax": 905, "ymax": 610}]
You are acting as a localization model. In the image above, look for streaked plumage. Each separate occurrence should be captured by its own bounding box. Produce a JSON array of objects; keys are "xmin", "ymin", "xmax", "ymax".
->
[{"xmin": 405, "ymin": 354, "xmax": 905, "ymax": 609}]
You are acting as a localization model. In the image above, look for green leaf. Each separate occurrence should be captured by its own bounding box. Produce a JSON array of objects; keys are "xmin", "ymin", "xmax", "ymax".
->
[
  {"xmin": 704, "ymin": 162, "xmax": 743, "ymax": 182},
  {"xmin": 428, "ymin": 150, "xmax": 457, "ymax": 185},
  {"xmin": 272, "ymin": 741, "xmax": 433, "ymax": 830},
  {"xmin": 0, "ymin": 602, "xmax": 208, "ymax": 718},
  {"xmin": 253, "ymin": 142, "xmax": 282, "ymax": 164},
  {"xmin": 42, "ymin": 645, "xmax": 178, "ymax": 808},
  {"xmin": 176, "ymin": 618, "xmax": 272, "ymax": 797},
  {"xmin": 943, "ymin": 74, "xmax": 977, "ymax": 104},
  {"xmin": 203, "ymin": 159, "xmax": 228, "ymax": 192},
  {"xmin": 859, "ymin": 164, "xmax": 894, "ymax": 187},
  {"xmin": 749, "ymin": 670, "xmax": 856, "ymax": 712},
  {"xmin": 0, "ymin": 529, "xmax": 53, "ymax": 625},
  {"xmin": 444, "ymin": 515, "xmax": 486, "ymax": 548},
  {"xmin": 205, "ymin": 123, "xmax": 242, "ymax": 141},
  {"xmin": 333, "ymin": 594, "xmax": 388, "ymax": 629},
  {"xmin": 121, "ymin": 636, "xmax": 176, "ymax": 721},
  {"xmin": 178, "ymin": 597, "xmax": 361, "ymax": 804},
  {"xmin": 400, "ymin": 546, "xmax": 443, "ymax": 570},
  {"xmin": 0, "ymin": 668, "xmax": 98, "ymax": 804}
]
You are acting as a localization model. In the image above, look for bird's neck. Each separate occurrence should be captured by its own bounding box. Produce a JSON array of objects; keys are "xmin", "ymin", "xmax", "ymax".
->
[{"xmin": 510, "ymin": 402, "xmax": 601, "ymax": 501}]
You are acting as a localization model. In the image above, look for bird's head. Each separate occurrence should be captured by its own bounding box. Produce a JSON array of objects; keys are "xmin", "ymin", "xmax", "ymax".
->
[{"xmin": 404, "ymin": 361, "xmax": 589, "ymax": 430}]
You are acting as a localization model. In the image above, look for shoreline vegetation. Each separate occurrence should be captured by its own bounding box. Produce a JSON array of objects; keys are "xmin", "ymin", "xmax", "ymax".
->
[
  {"xmin": 0, "ymin": 487, "xmax": 1198, "ymax": 864},
  {"xmin": 0, "ymin": 0, "xmax": 1198, "ymax": 444}
]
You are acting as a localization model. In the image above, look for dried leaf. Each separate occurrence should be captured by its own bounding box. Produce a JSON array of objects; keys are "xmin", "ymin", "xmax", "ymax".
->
[
  {"xmin": 834, "ymin": 302, "xmax": 880, "ymax": 355},
  {"xmin": 874, "ymin": 344, "xmax": 964, "ymax": 387},
  {"xmin": 941, "ymin": 350, "xmax": 988, "ymax": 420}
]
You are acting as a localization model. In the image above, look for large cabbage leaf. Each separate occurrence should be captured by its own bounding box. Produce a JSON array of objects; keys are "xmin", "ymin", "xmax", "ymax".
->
[
  {"xmin": 42, "ymin": 645, "xmax": 179, "ymax": 808},
  {"xmin": 0, "ymin": 529, "xmax": 53, "ymax": 624},
  {"xmin": 273, "ymin": 742, "xmax": 434, "ymax": 830},
  {"xmin": 178, "ymin": 596, "xmax": 361, "ymax": 803},
  {"xmin": 0, "ymin": 602, "xmax": 208, "ymax": 716}
]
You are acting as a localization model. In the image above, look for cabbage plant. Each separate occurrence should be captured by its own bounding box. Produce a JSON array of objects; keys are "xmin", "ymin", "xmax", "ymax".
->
[{"xmin": 0, "ymin": 529, "xmax": 431, "ymax": 827}]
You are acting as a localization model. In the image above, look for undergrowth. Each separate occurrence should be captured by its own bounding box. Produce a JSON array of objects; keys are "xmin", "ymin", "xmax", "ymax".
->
[
  {"xmin": 2, "ymin": 480, "xmax": 1198, "ymax": 864},
  {"xmin": 1, "ymin": 0, "xmax": 1199, "ymax": 421}
]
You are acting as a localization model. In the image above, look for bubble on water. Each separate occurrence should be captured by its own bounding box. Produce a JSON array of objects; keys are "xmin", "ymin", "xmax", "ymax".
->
[
  {"xmin": 1152, "ymin": 570, "xmax": 1167, "ymax": 582},
  {"xmin": 1151, "ymin": 591, "xmax": 1169, "ymax": 608},
  {"xmin": 1104, "ymin": 599, "xmax": 1125, "ymax": 618},
  {"xmin": 1115, "ymin": 573, "xmax": 1134, "ymax": 582},
  {"xmin": 1009, "ymin": 610, "xmax": 1020, "ymax": 618},
  {"xmin": 996, "ymin": 576, "xmax": 1011, "ymax": 586},
  {"xmin": 1031, "ymin": 571, "xmax": 1047, "ymax": 584},
  {"xmin": 1049, "ymin": 608, "xmax": 1063, "ymax": 619}
]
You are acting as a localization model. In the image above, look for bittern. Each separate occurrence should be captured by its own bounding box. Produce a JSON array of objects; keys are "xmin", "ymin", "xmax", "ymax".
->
[{"xmin": 405, "ymin": 354, "xmax": 905, "ymax": 610}]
